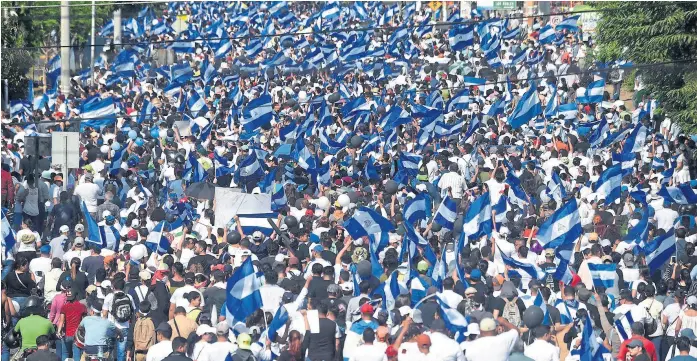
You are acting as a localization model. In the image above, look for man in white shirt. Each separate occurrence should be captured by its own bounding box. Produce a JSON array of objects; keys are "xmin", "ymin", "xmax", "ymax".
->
[
  {"xmin": 29, "ymin": 245, "xmax": 53, "ymax": 285},
  {"xmin": 74, "ymin": 173, "xmax": 102, "ymax": 214},
  {"xmin": 146, "ymin": 323, "xmax": 173, "ymax": 361},
  {"xmin": 62, "ymin": 237, "xmax": 91, "ymax": 263},
  {"xmin": 198, "ymin": 321, "xmax": 236, "ymax": 361},
  {"xmin": 303, "ymin": 244, "xmax": 331, "ymax": 279},
  {"xmin": 349, "ymin": 328, "xmax": 387, "ymax": 361},
  {"xmin": 49, "ymin": 225, "xmax": 71, "ymax": 261},
  {"xmin": 464, "ymin": 318, "xmax": 520, "ymax": 361},
  {"xmin": 427, "ymin": 319, "xmax": 466, "ymax": 361},
  {"xmin": 439, "ymin": 278, "xmax": 464, "ymax": 309},
  {"xmin": 524, "ymin": 325, "xmax": 560, "ymax": 361},
  {"xmin": 439, "ymin": 164, "xmax": 466, "ymax": 199},
  {"xmin": 654, "ymin": 204, "xmax": 679, "ymax": 231},
  {"xmin": 259, "ymin": 272, "xmax": 286, "ymax": 314}
]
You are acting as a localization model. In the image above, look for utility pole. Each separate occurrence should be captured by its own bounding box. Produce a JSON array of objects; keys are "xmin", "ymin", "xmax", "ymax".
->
[
  {"xmin": 442, "ymin": 0, "xmax": 448, "ymax": 21},
  {"xmin": 60, "ymin": 0, "xmax": 71, "ymax": 95},
  {"xmin": 114, "ymin": 8, "xmax": 122, "ymax": 51},
  {"xmin": 90, "ymin": 0, "xmax": 96, "ymax": 83}
]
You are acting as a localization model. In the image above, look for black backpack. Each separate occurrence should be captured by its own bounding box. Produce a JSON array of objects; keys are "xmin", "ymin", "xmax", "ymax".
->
[{"xmin": 111, "ymin": 291, "xmax": 133, "ymax": 323}]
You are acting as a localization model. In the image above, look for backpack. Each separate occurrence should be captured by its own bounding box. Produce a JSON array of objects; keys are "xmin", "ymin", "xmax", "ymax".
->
[
  {"xmin": 111, "ymin": 291, "xmax": 133, "ymax": 323},
  {"xmin": 133, "ymin": 317, "xmax": 155, "ymax": 352},
  {"xmin": 503, "ymin": 297, "xmax": 522, "ymax": 327},
  {"xmin": 136, "ymin": 286, "xmax": 159, "ymax": 314}
]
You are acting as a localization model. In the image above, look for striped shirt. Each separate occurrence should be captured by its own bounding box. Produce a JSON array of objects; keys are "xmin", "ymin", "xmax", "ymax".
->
[{"xmin": 438, "ymin": 172, "xmax": 466, "ymax": 199}]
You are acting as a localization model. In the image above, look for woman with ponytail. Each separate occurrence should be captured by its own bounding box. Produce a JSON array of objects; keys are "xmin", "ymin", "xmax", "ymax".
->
[{"xmin": 57, "ymin": 257, "xmax": 88, "ymax": 300}]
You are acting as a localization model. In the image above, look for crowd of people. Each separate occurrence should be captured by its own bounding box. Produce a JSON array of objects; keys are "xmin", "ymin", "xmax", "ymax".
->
[{"xmin": 3, "ymin": 2, "xmax": 697, "ymax": 361}]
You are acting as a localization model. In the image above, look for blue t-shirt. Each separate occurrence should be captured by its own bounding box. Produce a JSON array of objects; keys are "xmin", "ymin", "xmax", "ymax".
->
[
  {"xmin": 79, "ymin": 316, "xmax": 117, "ymax": 346},
  {"xmin": 669, "ymin": 356, "xmax": 697, "ymax": 361}
]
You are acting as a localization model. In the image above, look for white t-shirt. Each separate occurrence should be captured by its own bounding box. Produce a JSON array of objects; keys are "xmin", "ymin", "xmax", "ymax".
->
[
  {"xmin": 464, "ymin": 329, "xmax": 519, "ymax": 361},
  {"xmin": 63, "ymin": 249, "xmax": 91, "ymax": 263},
  {"xmin": 349, "ymin": 343, "xmax": 388, "ymax": 361},
  {"xmin": 170, "ymin": 285, "xmax": 205, "ymax": 309},
  {"xmin": 29, "ymin": 256, "xmax": 52, "ymax": 284},
  {"xmin": 74, "ymin": 182, "xmax": 102, "ymax": 212},
  {"xmin": 146, "ymin": 340, "xmax": 173, "ymax": 361},
  {"xmin": 198, "ymin": 341, "xmax": 236, "ymax": 361},
  {"xmin": 524, "ymin": 339, "xmax": 560, "ymax": 361},
  {"xmin": 428, "ymin": 331, "xmax": 466, "ymax": 361}
]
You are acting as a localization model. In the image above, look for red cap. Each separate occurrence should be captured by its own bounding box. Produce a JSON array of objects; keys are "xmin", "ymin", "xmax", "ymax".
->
[
  {"xmin": 360, "ymin": 303, "xmax": 374, "ymax": 314},
  {"xmin": 385, "ymin": 346, "xmax": 398, "ymax": 357},
  {"xmin": 127, "ymin": 229, "xmax": 138, "ymax": 240}
]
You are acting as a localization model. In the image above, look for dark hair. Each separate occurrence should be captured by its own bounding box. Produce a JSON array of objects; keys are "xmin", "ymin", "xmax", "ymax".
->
[
  {"xmin": 35, "ymin": 335, "xmax": 51, "ymax": 347},
  {"xmin": 362, "ymin": 327, "xmax": 376, "ymax": 343},
  {"xmin": 171, "ymin": 336, "xmax": 187, "ymax": 351},
  {"xmin": 264, "ymin": 271, "xmax": 279, "ymax": 285},
  {"xmin": 113, "ymin": 278, "xmax": 125, "ymax": 291},
  {"xmin": 677, "ymin": 336, "xmax": 692, "ymax": 352},
  {"xmin": 311, "ymin": 263, "xmax": 323, "ymax": 275},
  {"xmin": 443, "ymin": 277, "xmax": 454, "ymax": 290}
]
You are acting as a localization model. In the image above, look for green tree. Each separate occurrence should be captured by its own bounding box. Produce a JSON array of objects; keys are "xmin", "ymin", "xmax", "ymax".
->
[
  {"xmin": 1, "ymin": 13, "xmax": 35, "ymax": 100},
  {"xmin": 594, "ymin": 2, "xmax": 697, "ymax": 130}
]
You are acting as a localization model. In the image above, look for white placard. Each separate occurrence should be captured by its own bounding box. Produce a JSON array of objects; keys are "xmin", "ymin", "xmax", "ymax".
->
[
  {"xmin": 51, "ymin": 132, "xmax": 81, "ymax": 169},
  {"xmin": 214, "ymin": 188, "xmax": 271, "ymax": 227}
]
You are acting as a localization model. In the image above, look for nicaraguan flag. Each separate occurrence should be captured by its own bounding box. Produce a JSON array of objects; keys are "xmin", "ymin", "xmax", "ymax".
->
[
  {"xmin": 463, "ymin": 77, "xmax": 486, "ymax": 86},
  {"xmin": 536, "ymin": 198, "xmax": 582, "ymax": 248},
  {"xmin": 554, "ymin": 244, "xmax": 576, "ymax": 286},
  {"xmin": 499, "ymin": 247, "xmax": 546, "ymax": 279},
  {"xmin": 533, "ymin": 292, "xmax": 551, "ymax": 325},
  {"xmin": 171, "ymin": 63, "xmax": 194, "ymax": 84},
  {"xmin": 434, "ymin": 196, "xmax": 458, "ymax": 231},
  {"xmin": 587, "ymin": 263, "xmax": 616, "ymax": 289},
  {"xmin": 225, "ymin": 257, "xmax": 263, "ymax": 324},
  {"xmin": 237, "ymin": 151, "xmax": 264, "ymax": 187},
  {"xmin": 558, "ymin": 103, "xmax": 578, "ymax": 120},
  {"xmin": 624, "ymin": 207, "xmax": 649, "ymax": 245},
  {"xmin": 403, "ymin": 193, "xmax": 431, "ymax": 224},
  {"xmin": 583, "ymin": 79, "xmax": 605, "ymax": 104},
  {"xmin": 508, "ymin": 82, "xmax": 542, "ymax": 129},
  {"xmin": 658, "ymin": 184, "xmax": 697, "ymax": 205},
  {"xmin": 146, "ymin": 220, "xmax": 171, "ymax": 254},
  {"xmin": 241, "ymin": 93, "xmax": 273, "ymax": 132},
  {"xmin": 435, "ymin": 296, "xmax": 469, "ymax": 342},
  {"xmin": 81, "ymin": 201, "xmax": 105, "ymax": 247},
  {"xmin": 398, "ymin": 152, "xmax": 422, "ymax": 176},
  {"xmin": 403, "ymin": 222, "xmax": 437, "ymax": 265},
  {"xmin": 624, "ymin": 123, "xmax": 648, "ymax": 154},
  {"xmin": 506, "ymin": 171, "xmax": 529, "ymax": 207},
  {"xmin": 645, "ymin": 229, "xmax": 677, "ymax": 273},
  {"xmin": 344, "ymin": 207, "xmax": 395, "ymax": 239},
  {"xmin": 556, "ymin": 15, "xmax": 580, "ymax": 32},
  {"xmin": 544, "ymin": 84, "xmax": 558, "ymax": 118},
  {"xmin": 579, "ymin": 308, "xmax": 611, "ymax": 361},
  {"xmin": 463, "ymin": 192, "xmax": 492, "ymax": 240},
  {"xmin": 378, "ymin": 106, "xmax": 411, "ymax": 131},
  {"xmin": 99, "ymin": 225, "xmax": 121, "ymax": 252},
  {"xmin": 546, "ymin": 171, "xmax": 567, "ymax": 204},
  {"xmin": 538, "ymin": 25, "xmax": 556, "ymax": 44},
  {"xmin": 231, "ymin": 213, "xmax": 277, "ymax": 236},
  {"xmin": 446, "ymin": 89, "xmax": 470, "ymax": 113},
  {"xmin": 261, "ymin": 305, "xmax": 289, "ymax": 343},
  {"xmin": 612, "ymin": 152, "xmax": 636, "ymax": 176},
  {"xmin": 448, "ymin": 25, "xmax": 474, "ymax": 51},
  {"xmin": 373, "ymin": 270, "xmax": 406, "ymax": 311},
  {"xmin": 593, "ymin": 164, "xmax": 623, "ymax": 205}
]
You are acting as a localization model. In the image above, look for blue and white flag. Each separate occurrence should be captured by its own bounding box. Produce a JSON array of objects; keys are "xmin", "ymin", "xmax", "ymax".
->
[
  {"xmin": 344, "ymin": 207, "xmax": 395, "ymax": 240},
  {"xmin": 1, "ymin": 209, "xmax": 16, "ymax": 255},
  {"xmin": 509, "ymin": 82, "xmax": 542, "ymax": 129},
  {"xmin": 434, "ymin": 196, "xmax": 458, "ymax": 231},
  {"xmin": 262, "ymin": 305, "xmax": 289, "ymax": 343},
  {"xmin": 373, "ymin": 270, "xmax": 406, "ymax": 311},
  {"xmin": 579, "ymin": 308, "xmax": 611, "ymax": 361},
  {"xmin": 225, "ymin": 257, "xmax": 263, "ymax": 324},
  {"xmin": 533, "ymin": 292, "xmax": 551, "ymax": 326},
  {"xmin": 506, "ymin": 171, "xmax": 529, "ymax": 207},
  {"xmin": 546, "ymin": 171, "xmax": 567, "ymax": 204},
  {"xmin": 231, "ymin": 213, "xmax": 277, "ymax": 236},
  {"xmin": 499, "ymin": 247, "xmax": 546, "ymax": 279},
  {"xmin": 588, "ymin": 263, "xmax": 617, "ymax": 289},
  {"xmin": 463, "ymin": 77, "xmax": 487, "ymax": 87},
  {"xmin": 589, "ymin": 118, "xmax": 610, "ymax": 149},
  {"xmin": 171, "ymin": 63, "xmax": 194, "ymax": 83},
  {"xmin": 378, "ymin": 106, "xmax": 411, "ymax": 131},
  {"xmin": 538, "ymin": 25, "xmax": 556, "ymax": 44},
  {"xmin": 583, "ymin": 79, "xmax": 605, "ymax": 104},
  {"xmin": 558, "ymin": 103, "xmax": 578, "ymax": 120},
  {"xmin": 435, "ymin": 296, "xmax": 469, "ymax": 342},
  {"xmin": 398, "ymin": 152, "xmax": 422, "ymax": 176},
  {"xmin": 403, "ymin": 193, "xmax": 431, "ymax": 224},
  {"xmin": 403, "ymin": 223, "xmax": 437, "ymax": 265},
  {"xmin": 99, "ymin": 224, "xmax": 121, "ymax": 252},
  {"xmin": 612, "ymin": 152, "xmax": 636, "ymax": 176},
  {"xmin": 237, "ymin": 151, "xmax": 265, "ymax": 186},
  {"xmin": 270, "ymin": 185, "xmax": 287, "ymax": 211},
  {"xmin": 241, "ymin": 93, "xmax": 273, "ymax": 132},
  {"xmin": 463, "ymin": 192, "xmax": 492, "ymax": 241},
  {"xmin": 536, "ymin": 198, "xmax": 582, "ymax": 248},
  {"xmin": 624, "ymin": 207, "xmax": 649, "ymax": 245},
  {"xmin": 658, "ymin": 184, "xmax": 697, "ymax": 205},
  {"xmin": 645, "ymin": 229, "xmax": 676, "ymax": 273},
  {"xmin": 623, "ymin": 123, "xmax": 647, "ymax": 154},
  {"xmin": 594, "ymin": 164, "xmax": 623, "ymax": 205},
  {"xmin": 81, "ymin": 201, "xmax": 105, "ymax": 248},
  {"xmin": 449, "ymin": 25, "xmax": 474, "ymax": 51},
  {"xmin": 556, "ymin": 15, "xmax": 580, "ymax": 32},
  {"xmin": 446, "ymin": 89, "xmax": 470, "ymax": 113},
  {"xmin": 146, "ymin": 220, "xmax": 170, "ymax": 254},
  {"xmin": 544, "ymin": 84, "xmax": 558, "ymax": 118},
  {"xmin": 80, "ymin": 97, "xmax": 117, "ymax": 128}
]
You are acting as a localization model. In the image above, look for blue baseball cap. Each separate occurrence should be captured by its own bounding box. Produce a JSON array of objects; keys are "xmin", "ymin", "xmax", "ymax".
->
[
  {"xmin": 311, "ymin": 244, "xmax": 324, "ymax": 253},
  {"xmin": 470, "ymin": 269, "xmax": 482, "ymax": 280},
  {"xmin": 40, "ymin": 245, "xmax": 51, "ymax": 254}
]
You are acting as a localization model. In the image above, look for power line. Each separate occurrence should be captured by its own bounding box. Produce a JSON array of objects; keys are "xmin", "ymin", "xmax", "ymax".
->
[
  {"xmin": 1, "ymin": 0, "xmax": 172, "ymax": 10},
  {"xmin": 20, "ymin": 57, "xmax": 697, "ymax": 125},
  {"xmin": 1, "ymin": 4, "xmax": 676, "ymax": 51}
]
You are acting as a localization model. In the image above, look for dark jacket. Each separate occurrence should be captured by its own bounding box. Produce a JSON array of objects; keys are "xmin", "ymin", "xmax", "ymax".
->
[
  {"xmin": 231, "ymin": 349, "xmax": 256, "ymax": 361},
  {"xmin": 161, "ymin": 351, "xmax": 192, "ymax": 361}
]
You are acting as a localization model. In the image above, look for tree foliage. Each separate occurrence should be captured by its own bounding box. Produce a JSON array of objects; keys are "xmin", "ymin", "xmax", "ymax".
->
[
  {"xmin": 1, "ymin": 14, "xmax": 35, "ymax": 100},
  {"xmin": 594, "ymin": 2, "xmax": 697, "ymax": 130}
]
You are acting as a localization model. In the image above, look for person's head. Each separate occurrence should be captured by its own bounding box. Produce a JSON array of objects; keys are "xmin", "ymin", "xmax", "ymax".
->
[
  {"xmin": 311, "ymin": 262, "xmax": 323, "ymax": 276},
  {"xmin": 627, "ymin": 339, "xmax": 645, "ymax": 357},
  {"xmin": 185, "ymin": 292, "xmax": 201, "ymax": 307},
  {"xmin": 174, "ymin": 306, "xmax": 187, "ymax": 316},
  {"xmin": 676, "ymin": 336, "xmax": 692, "ymax": 355},
  {"xmin": 14, "ymin": 256, "xmax": 29, "ymax": 271},
  {"xmin": 171, "ymin": 336, "xmax": 187, "ymax": 353},
  {"xmin": 216, "ymin": 321, "xmax": 229, "ymax": 340},
  {"xmin": 534, "ymin": 325, "xmax": 551, "ymax": 341},
  {"xmin": 362, "ymin": 327, "xmax": 376, "ymax": 344},
  {"xmin": 415, "ymin": 334, "xmax": 431, "ymax": 354},
  {"xmin": 287, "ymin": 330, "xmax": 303, "ymax": 356},
  {"xmin": 156, "ymin": 322, "xmax": 173, "ymax": 341},
  {"xmin": 631, "ymin": 322, "xmax": 645, "ymax": 337},
  {"xmin": 35, "ymin": 335, "xmax": 51, "ymax": 350}
]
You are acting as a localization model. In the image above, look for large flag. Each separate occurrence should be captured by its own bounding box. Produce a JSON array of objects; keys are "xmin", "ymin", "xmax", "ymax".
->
[
  {"xmin": 658, "ymin": 184, "xmax": 697, "ymax": 205},
  {"xmin": 241, "ymin": 93, "xmax": 274, "ymax": 132},
  {"xmin": 433, "ymin": 196, "xmax": 458, "ymax": 231},
  {"xmin": 645, "ymin": 229, "xmax": 676, "ymax": 273},
  {"xmin": 403, "ymin": 193, "xmax": 431, "ymax": 224},
  {"xmin": 587, "ymin": 263, "xmax": 616, "ymax": 289},
  {"xmin": 225, "ymin": 257, "xmax": 263, "ymax": 325},
  {"xmin": 508, "ymin": 82, "xmax": 542, "ymax": 129},
  {"xmin": 536, "ymin": 198, "xmax": 582, "ymax": 249},
  {"xmin": 81, "ymin": 201, "xmax": 105, "ymax": 248},
  {"xmin": 462, "ymin": 192, "xmax": 492, "ymax": 241},
  {"xmin": 343, "ymin": 207, "xmax": 395, "ymax": 240},
  {"xmin": 593, "ymin": 164, "xmax": 623, "ymax": 205}
]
